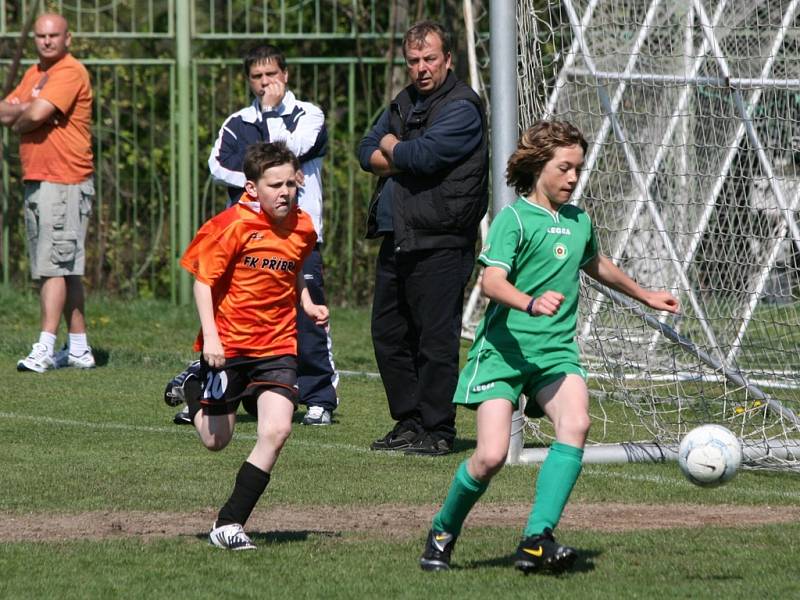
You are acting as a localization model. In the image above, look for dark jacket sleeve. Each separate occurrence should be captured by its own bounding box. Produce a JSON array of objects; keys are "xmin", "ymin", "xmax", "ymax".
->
[
  {"xmin": 392, "ymin": 100, "xmax": 482, "ymax": 176},
  {"xmin": 357, "ymin": 109, "xmax": 392, "ymax": 172}
]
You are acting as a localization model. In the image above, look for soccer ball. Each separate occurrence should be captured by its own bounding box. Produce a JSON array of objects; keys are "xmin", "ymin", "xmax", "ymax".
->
[{"xmin": 678, "ymin": 424, "xmax": 742, "ymax": 487}]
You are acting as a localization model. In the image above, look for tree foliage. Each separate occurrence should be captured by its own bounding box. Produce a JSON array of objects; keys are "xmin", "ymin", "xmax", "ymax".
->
[{"xmin": 0, "ymin": 0, "xmax": 487, "ymax": 305}]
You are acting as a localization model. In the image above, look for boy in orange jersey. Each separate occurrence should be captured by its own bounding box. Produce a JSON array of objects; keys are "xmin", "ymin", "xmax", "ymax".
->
[{"xmin": 180, "ymin": 141, "xmax": 328, "ymax": 550}]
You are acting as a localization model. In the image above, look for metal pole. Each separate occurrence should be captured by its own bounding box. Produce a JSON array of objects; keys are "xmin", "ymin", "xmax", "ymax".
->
[
  {"xmin": 489, "ymin": 0, "xmax": 517, "ymax": 214},
  {"xmin": 490, "ymin": 0, "xmax": 522, "ymax": 463},
  {"xmin": 175, "ymin": 0, "xmax": 192, "ymax": 304}
]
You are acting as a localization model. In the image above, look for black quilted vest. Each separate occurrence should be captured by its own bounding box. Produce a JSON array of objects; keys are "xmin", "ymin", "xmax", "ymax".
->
[{"xmin": 366, "ymin": 71, "xmax": 489, "ymax": 252}]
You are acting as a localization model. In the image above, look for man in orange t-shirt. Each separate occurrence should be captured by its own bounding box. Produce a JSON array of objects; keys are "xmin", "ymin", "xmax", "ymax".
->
[
  {"xmin": 0, "ymin": 12, "xmax": 95, "ymax": 373},
  {"xmin": 180, "ymin": 141, "xmax": 328, "ymax": 550}
]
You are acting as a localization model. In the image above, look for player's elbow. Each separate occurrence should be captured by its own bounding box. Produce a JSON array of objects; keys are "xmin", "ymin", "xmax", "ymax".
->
[{"xmin": 480, "ymin": 271, "xmax": 505, "ymax": 301}]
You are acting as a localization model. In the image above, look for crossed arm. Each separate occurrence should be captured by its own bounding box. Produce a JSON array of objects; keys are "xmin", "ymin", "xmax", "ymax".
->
[
  {"xmin": 368, "ymin": 133, "xmax": 401, "ymax": 177},
  {"xmin": 0, "ymin": 97, "xmax": 58, "ymax": 133}
]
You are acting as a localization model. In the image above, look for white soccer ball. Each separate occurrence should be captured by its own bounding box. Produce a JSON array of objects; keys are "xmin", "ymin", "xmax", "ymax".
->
[{"xmin": 678, "ymin": 424, "xmax": 742, "ymax": 488}]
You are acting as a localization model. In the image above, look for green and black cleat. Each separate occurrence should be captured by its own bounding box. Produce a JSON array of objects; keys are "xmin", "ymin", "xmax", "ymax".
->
[
  {"xmin": 419, "ymin": 530, "xmax": 456, "ymax": 571},
  {"xmin": 514, "ymin": 528, "xmax": 577, "ymax": 574}
]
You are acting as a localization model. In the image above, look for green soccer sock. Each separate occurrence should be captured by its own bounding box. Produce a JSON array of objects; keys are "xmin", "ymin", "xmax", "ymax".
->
[
  {"xmin": 524, "ymin": 441, "xmax": 584, "ymax": 537},
  {"xmin": 432, "ymin": 460, "xmax": 489, "ymax": 537}
]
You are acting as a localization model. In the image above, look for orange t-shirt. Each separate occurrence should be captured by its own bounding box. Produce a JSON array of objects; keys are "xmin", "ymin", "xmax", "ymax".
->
[
  {"xmin": 6, "ymin": 54, "xmax": 93, "ymax": 183},
  {"xmin": 180, "ymin": 200, "xmax": 317, "ymax": 358}
]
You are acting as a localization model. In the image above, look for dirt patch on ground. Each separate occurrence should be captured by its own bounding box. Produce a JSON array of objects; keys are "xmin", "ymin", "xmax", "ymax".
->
[{"xmin": 3, "ymin": 502, "xmax": 799, "ymax": 542}]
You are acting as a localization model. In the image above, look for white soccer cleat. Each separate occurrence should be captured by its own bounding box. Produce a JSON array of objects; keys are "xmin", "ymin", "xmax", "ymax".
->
[
  {"xmin": 209, "ymin": 522, "xmax": 257, "ymax": 550},
  {"xmin": 302, "ymin": 405, "xmax": 332, "ymax": 426},
  {"xmin": 16, "ymin": 343, "xmax": 55, "ymax": 373},
  {"xmin": 54, "ymin": 346, "xmax": 96, "ymax": 369}
]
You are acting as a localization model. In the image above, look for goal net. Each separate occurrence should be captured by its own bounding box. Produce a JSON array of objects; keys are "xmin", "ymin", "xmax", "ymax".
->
[{"xmin": 509, "ymin": 0, "xmax": 800, "ymax": 470}]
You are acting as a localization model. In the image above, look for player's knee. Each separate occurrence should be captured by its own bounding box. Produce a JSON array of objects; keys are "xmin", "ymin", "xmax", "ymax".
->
[
  {"xmin": 472, "ymin": 448, "xmax": 507, "ymax": 479},
  {"xmin": 201, "ymin": 434, "xmax": 231, "ymax": 452},
  {"xmin": 262, "ymin": 423, "xmax": 292, "ymax": 449},
  {"xmin": 557, "ymin": 412, "xmax": 591, "ymax": 441}
]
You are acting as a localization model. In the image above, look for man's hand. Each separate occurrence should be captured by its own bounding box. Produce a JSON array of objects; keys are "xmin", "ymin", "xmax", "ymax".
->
[
  {"xmin": 379, "ymin": 133, "xmax": 399, "ymax": 157},
  {"xmin": 261, "ymin": 79, "xmax": 286, "ymax": 110},
  {"xmin": 0, "ymin": 98, "xmax": 29, "ymax": 127},
  {"xmin": 368, "ymin": 134, "xmax": 402, "ymax": 177}
]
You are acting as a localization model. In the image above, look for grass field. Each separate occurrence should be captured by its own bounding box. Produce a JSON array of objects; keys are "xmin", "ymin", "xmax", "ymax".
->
[{"xmin": 1, "ymin": 286, "xmax": 799, "ymax": 599}]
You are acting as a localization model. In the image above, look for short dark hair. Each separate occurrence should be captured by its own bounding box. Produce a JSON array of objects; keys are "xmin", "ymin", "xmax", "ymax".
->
[
  {"xmin": 403, "ymin": 20, "xmax": 451, "ymax": 57},
  {"xmin": 243, "ymin": 43, "xmax": 287, "ymax": 75},
  {"xmin": 505, "ymin": 121, "xmax": 588, "ymax": 196},
  {"xmin": 243, "ymin": 141, "xmax": 299, "ymax": 182}
]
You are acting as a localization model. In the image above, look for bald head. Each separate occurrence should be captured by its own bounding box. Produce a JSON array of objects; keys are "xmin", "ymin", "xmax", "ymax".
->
[{"xmin": 33, "ymin": 13, "xmax": 71, "ymax": 68}]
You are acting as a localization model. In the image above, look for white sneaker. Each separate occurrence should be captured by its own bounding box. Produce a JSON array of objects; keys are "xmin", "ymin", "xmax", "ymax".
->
[
  {"xmin": 302, "ymin": 405, "xmax": 332, "ymax": 426},
  {"xmin": 17, "ymin": 343, "xmax": 55, "ymax": 373},
  {"xmin": 209, "ymin": 522, "xmax": 256, "ymax": 550},
  {"xmin": 54, "ymin": 346, "xmax": 96, "ymax": 369}
]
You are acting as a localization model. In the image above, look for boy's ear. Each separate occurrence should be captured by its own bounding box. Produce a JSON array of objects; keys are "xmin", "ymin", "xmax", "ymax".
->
[{"xmin": 243, "ymin": 179, "xmax": 258, "ymax": 198}]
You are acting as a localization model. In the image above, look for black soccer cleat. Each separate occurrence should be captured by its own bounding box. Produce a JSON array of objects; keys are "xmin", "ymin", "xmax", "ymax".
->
[
  {"xmin": 514, "ymin": 528, "xmax": 577, "ymax": 574},
  {"xmin": 163, "ymin": 360, "xmax": 202, "ymax": 407},
  {"xmin": 419, "ymin": 529, "xmax": 456, "ymax": 571},
  {"xmin": 370, "ymin": 423, "xmax": 419, "ymax": 451},
  {"xmin": 173, "ymin": 405, "xmax": 192, "ymax": 425}
]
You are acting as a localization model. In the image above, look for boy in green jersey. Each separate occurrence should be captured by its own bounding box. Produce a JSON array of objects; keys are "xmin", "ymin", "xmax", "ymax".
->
[{"xmin": 419, "ymin": 121, "xmax": 679, "ymax": 573}]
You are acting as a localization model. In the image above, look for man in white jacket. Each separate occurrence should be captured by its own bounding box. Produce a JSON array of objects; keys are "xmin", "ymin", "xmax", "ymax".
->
[{"xmin": 169, "ymin": 44, "xmax": 338, "ymax": 426}]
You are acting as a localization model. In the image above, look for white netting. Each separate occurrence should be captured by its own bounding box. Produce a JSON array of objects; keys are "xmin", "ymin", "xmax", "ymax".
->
[{"xmin": 514, "ymin": 0, "xmax": 800, "ymax": 470}]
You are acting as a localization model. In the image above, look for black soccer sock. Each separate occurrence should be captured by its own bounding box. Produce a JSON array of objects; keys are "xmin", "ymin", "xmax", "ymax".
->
[
  {"xmin": 216, "ymin": 461, "xmax": 271, "ymax": 527},
  {"xmin": 184, "ymin": 378, "xmax": 203, "ymax": 423}
]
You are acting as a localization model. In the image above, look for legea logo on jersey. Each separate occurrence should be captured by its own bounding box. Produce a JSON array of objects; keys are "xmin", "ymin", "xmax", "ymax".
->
[{"xmin": 553, "ymin": 243, "xmax": 568, "ymax": 260}]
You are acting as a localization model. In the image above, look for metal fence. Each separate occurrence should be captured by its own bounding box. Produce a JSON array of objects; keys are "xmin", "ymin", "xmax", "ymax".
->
[{"xmin": 1, "ymin": 1, "xmax": 480, "ymax": 304}]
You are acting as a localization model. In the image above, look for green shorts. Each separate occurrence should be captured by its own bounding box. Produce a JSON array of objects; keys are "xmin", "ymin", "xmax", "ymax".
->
[
  {"xmin": 24, "ymin": 179, "xmax": 94, "ymax": 280},
  {"xmin": 453, "ymin": 347, "xmax": 587, "ymax": 418}
]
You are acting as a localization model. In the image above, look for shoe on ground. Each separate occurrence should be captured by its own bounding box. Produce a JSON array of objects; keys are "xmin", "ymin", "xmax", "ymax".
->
[
  {"xmin": 54, "ymin": 345, "xmax": 96, "ymax": 369},
  {"xmin": 514, "ymin": 528, "xmax": 577, "ymax": 574},
  {"xmin": 17, "ymin": 343, "xmax": 55, "ymax": 374},
  {"xmin": 370, "ymin": 423, "xmax": 419, "ymax": 451},
  {"xmin": 419, "ymin": 529, "xmax": 456, "ymax": 571},
  {"xmin": 404, "ymin": 432, "xmax": 453, "ymax": 456},
  {"xmin": 302, "ymin": 405, "xmax": 332, "ymax": 426},
  {"xmin": 164, "ymin": 360, "xmax": 202, "ymax": 407},
  {"xmin": 209, "ymin": 521, "xmax": 257, "ymax": 550},
  {"xmin": 173, "ymin": 404, "xmax": 192, "ymax": 425}
]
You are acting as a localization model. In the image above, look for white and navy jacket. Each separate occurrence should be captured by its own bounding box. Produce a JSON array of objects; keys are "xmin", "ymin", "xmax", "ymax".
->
[{"xmin": 208, "ymin": 90, "xmax": 328, "ymax": 241}]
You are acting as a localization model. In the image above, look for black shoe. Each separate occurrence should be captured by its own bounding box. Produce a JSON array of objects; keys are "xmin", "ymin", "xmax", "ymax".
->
[
  {"xmin": 419, "ymin": 529, "xmax": 456, "ymax": 571},
  {"xmin": 404, "ymin": 432, "xmax": 453, "ymax": 456},
  {"xmin": 173, "ymin": 405, "xmax": 192, "ymax": 425},
  {"xmin": 164, "ymin": 360, "xmax": 202, "ymax": 407},
  {"xmin": 514, "ymin": 528, "xmax": 577, "ymax": 574},
  {"xmin": 370, "ymin": 424, "xmax": 419, "ymax": 451}
]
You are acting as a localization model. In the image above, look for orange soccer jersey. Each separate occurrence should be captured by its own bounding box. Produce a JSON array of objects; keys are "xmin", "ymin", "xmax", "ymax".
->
[
  {"xmin": 6, "ymin": 54, "xmax": 93, "ymax": 183},
  {"xmin": 180, "ymin": 200, "xmax": 317, "ymax": 358}
]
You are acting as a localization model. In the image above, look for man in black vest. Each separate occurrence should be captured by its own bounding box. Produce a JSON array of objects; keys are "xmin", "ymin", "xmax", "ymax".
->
[{"xmin": 357, "ymin": 21, "xmax": 489, "ymax": 455}]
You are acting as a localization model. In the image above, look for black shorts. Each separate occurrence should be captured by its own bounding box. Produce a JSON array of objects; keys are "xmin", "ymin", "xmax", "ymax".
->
[{"xmin": 199, "ymin": 355, "xmax": 298, "ymax": 417}]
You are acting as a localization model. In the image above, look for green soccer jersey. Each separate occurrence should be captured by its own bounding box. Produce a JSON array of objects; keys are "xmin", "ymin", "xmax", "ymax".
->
[{"xmin": 472, "ymin": 196, "xmax": 597, "ymax": 360}]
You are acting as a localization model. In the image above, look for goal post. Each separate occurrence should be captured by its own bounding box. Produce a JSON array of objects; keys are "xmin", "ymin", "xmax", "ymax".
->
[{"xmin": 485, "ymin": 0, "xmax": 800, "ymax": 470}]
